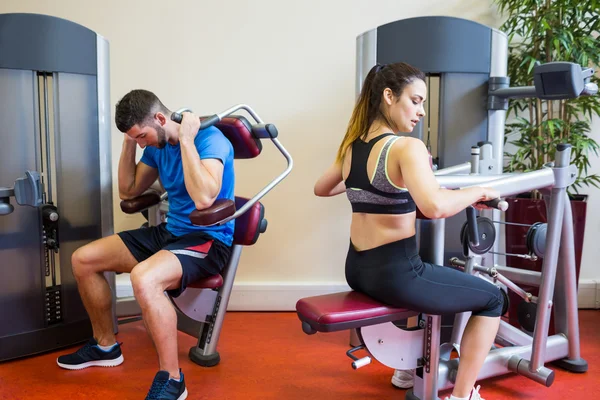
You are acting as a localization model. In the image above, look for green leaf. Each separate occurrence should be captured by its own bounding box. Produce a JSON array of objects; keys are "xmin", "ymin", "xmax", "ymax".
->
[
  {"xmin": 527, "ymin": 57, "xmax": 538, "ymax": 74},
  {"xmin": 541, "ymin": 19, "xmax": 551, "ymax": 31},
  {"xmin": 553, "ymin": 38, "xmax": 561, "ymax": 54}
]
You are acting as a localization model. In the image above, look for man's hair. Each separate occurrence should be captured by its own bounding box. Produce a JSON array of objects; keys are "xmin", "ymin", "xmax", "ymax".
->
[{"xmin": 114, "ymin": 89, "xmax": 170, "ymax": 133}]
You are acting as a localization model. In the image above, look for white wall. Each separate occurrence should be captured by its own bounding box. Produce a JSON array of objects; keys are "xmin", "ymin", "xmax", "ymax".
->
[
  {"xmin": 578, "ymin": 114, "xmax": 600, "ymax": 308},
  {"xmin": 1, "ymin": 0, "xmax": 597, "ymax": 308}
]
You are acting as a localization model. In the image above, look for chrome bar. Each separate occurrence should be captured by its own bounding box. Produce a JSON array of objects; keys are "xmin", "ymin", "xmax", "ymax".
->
[
  {"xmin": 484, "ymin": 269, "xmax": 532, "ymax": 302},
  {"xmin": 437, "ymin": 334, "xmax": 568, "ymax": 390},
  {"xmin": 462, "ymin": 168, "xmax": 555, "ymax": 197},
  {"xmin": 218, "ymin": 103, "xmax": 264, "ymax": 124},
  {"xmin": 203, "ymin": 245, "xmax": 243, "ymax": 354},
  {"xmin": 436, "ymin": 174, "xmax": 511, "ymax": 189},
  {"xmin": 497, "ymin": 320, "xmax": 533, "ymax": 346},
  {"xmin": 431, "ymin": 219, "xmax": 446, "ymax": 265},
  {"xmin": 489, "ymin": 28, "xmax": 508, "ymax": 170},
  {"xmin": 220, "ymin": 137, "xmax": 293, "ymax": 224},
  {"xmin": 97, "ymin": 34, "xmax": 114, "ymax": 239},
  {"xmin": 529, "ymin": 148, "xmax": 570, "ymax": 371},
  {"xmin": 42, "ymin": 74, "xmax": 53, "ymax": 203},
  {"xmin": 421, "ymin": 315, "xmax": 442, "ymax": 400},
  {"xmin": 493, "ymin": 265, "xmax": 542, "ymax": 287},
  {"xmin": 558, "ymin": 193, "xmax": 582, "ymax": 359},
  {"xmin": 470, "ymin": 147, "xmax": 480, "ymax": 174},
  {"xmin": 420, "ymin": 219, "xmax": 445, "ymax": 399},
  {"xmin": 490, "ymin": 86, "xmax": 538, "ymax": 99},
  {"xmin": 355, "ymin": 29, "xmax": 377, "ymax": 95},
  {"xmin": 433, "ymin": 162, "xmax": 471, "ymax": 176}
]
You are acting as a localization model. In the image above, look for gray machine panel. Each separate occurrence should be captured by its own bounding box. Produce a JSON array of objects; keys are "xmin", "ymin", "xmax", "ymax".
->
[
  {"xmin": 0, "ymin": 69, "xmax": 45, "ymax": 337},
  {"xmin": 376, "ymin": 16, "xmax": 492, "ymax": 74},
  {"xmin": 54, "ymin": 72, "xmax": 102, "ymax": 321},
  {"xmin": 0, "ymin": 14, "xmax": 113, "ymax": 361},
  {"xmin": 356, "ymin": 28, "xmax": 377, "ymax": 96},
  {"xmin": 438, "ymin": 72, "xmax": 491, "ymax": 259},
  {"xmin": 0, "ymin": 13, "xmax": 97, "ymax": 76},
  {"xmin": 438, "ymin": 73, "xmax": 490, "ymax": 168}
]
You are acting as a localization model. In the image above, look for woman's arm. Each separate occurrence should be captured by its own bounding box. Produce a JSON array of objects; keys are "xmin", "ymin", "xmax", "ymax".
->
[
  {"xmin": 397, "ymin": 138, "xmax": 498, "ymax": 219},
  {"xmin": 314, "ymin": 162, "xmax": 346, "ymax": 197}
]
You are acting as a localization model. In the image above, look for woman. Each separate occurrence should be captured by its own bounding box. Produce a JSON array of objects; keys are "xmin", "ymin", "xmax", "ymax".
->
[{"xmin": 314, "ymin": 63, "xmax": 504, "ymax": 400}]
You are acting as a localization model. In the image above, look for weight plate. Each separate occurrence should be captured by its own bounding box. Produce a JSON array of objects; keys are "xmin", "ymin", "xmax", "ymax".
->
[
  {"xmin": 460, "ymin": 217, "xmax": 496, "ymax": 255},
  {"xmin": 532, "ymin": 223, "xmax": 547, "ymax": 258},
  {"xmin": 517, "ymin": 301, "xmax": 537, "ymax": 333}
]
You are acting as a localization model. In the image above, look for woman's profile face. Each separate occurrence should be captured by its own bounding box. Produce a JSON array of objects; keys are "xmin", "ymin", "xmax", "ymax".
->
[{"xmin": 386, "ymin": 79, "xmax": 427, "ymax": 133}]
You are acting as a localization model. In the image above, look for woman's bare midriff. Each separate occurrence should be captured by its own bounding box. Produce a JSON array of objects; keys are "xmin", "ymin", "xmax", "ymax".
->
[{"xmin": 350, "ymin": 212, "xmax": 416, "ymax": 251}]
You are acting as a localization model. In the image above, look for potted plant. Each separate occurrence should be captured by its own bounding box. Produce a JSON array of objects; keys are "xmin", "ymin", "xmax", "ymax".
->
[{"xmin": 493, "ymin": 0, "xmax": 599, "ymax": 326}]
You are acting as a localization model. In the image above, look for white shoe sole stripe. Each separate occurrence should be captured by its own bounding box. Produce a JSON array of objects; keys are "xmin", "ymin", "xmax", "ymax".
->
[
  {"xmin": 56, "ymin": 354, "xmax": 124, "ymax": 370},
  {"xmin": 178, "ymin": 388, "xmax": 188, "ymax": 399}
]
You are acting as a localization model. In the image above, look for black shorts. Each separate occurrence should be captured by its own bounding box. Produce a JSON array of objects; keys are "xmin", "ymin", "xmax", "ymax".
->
[
  {"xmin": 345, "ymin": 235, "xmax": 504, "ymax": 317},
  {"xmin": 117, "ymin": 223, "xmax": 232, "ymax": 298}
]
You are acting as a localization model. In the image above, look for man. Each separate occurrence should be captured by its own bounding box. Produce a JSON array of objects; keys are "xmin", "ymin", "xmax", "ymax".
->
[{"xmin": 56, "ymin": 89, "xmax": 235, "ymax": 400}]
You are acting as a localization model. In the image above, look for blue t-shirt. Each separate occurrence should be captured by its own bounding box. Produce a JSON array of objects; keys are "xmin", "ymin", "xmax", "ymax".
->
[{"xmin": 140, "ymin": 126, "xmax": 235, "ymax": 246}]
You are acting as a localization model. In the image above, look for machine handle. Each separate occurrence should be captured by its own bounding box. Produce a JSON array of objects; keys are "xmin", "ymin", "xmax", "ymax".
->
[
  {"xmin": 466, "ymin": 206, "xmax": 479, "ymax": 247},
  {"xmin": 478, "ymin": 198, "xmax": 509, "ymax": 211},
  {"xmin": 346, "ymin": 345, "xmax": 372, "ymax": 370},
  {"xmin": 171, "ymin": 108, "xmax": 221, "ymax": 130},
  {"xmin": 352, "ymin": 356, "xmax": 372, "ymax": 369}
]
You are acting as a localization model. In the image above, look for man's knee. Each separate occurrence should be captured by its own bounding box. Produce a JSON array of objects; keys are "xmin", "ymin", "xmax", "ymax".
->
[
  {"xmin": 71, "ymin": 244, "xmax": 97, "ymax": 278},
  {"xmin": 72, "ymin": 235, "xmax": 136, "ymax": 277},
  {"xmin": 130, "ymin": 264, "xmax": 156, "ymax": 302}
]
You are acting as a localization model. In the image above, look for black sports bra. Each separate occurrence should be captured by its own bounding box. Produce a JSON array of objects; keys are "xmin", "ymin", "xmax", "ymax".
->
[{"xmin": 344, "ymin": 134, "xmax": 416, "ymax": 214}]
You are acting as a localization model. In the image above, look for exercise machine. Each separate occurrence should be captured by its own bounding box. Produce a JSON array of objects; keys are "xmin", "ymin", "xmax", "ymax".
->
[
  {"xmin": 0, "ymin": 13, "xmax": 113, "ymax": 361},
  {"xmin": 119, "ymin": 105, "xmax": 293, "ymax": 366},
  {"xmin": 296, "ymin": 16, "xmax": 596, "ymax": 399}
]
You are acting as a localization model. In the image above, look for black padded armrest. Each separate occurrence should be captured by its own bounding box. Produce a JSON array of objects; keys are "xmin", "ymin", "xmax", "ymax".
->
[
  {"xmin": 189, "ymin": 199, "xmax": 236, "ymax": 226},
  {"xmin": 120, "ymin": 191, "xmax": 162, "ymax": 214}
]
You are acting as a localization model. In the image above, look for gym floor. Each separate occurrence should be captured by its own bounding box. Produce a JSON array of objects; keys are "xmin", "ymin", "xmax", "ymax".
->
[{"xmin": 0, "ymin": 310, "xmax": 598, "ymax": 399}]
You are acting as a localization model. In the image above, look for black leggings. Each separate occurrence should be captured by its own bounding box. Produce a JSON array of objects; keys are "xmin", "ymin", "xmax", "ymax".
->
[{"xmin": 345, "ymin": 236, "xmax": 503, "ymax": 318}]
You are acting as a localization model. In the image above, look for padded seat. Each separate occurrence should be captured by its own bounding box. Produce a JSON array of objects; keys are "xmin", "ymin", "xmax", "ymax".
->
[
  {"xmin": 188, "ymin": 274, "xmax": 224, "ymax": 289},
  {"xmin": 296, "ymin": 291, "xmax": 419, "ymax": 333},
  {"xmin": 186, "ymin": 196, "xmax": 265, "ymax": 290}
]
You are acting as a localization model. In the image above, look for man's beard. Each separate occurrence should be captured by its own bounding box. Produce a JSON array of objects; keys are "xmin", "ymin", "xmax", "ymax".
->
[{"xmin": 155, "ymin": 124, "xmax": 167, "ymax": 149}]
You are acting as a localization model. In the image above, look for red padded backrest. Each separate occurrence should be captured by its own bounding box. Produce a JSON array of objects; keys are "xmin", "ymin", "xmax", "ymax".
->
[
  {"xmin": 214, "ymin": 116, "xmax": 262, "ymax": 159},
  {"xmin": 233, "ymin": 196, "xmax": 264, "ymax": 246},
  {"xmin": 209, "ymin": 117, "xmax": 266, "ymax": 244}
]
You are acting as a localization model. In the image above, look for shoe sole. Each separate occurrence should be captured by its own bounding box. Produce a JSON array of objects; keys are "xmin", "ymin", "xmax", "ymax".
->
[
  {"xmin": 391, "ymin": 376, "xmax": 414, "ymax": 389},
  {"xmin": 178, "ymin": 388, "xmax": 188, "ymax": 400},
  {"xmin": 56, "ymin": 354, "xmax": 124, "ymax": 370}
]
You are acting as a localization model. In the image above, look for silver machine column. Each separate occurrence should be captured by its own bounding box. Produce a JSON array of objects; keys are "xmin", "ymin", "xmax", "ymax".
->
[
  {"xmin": 356, "ymin": 16, "xmax": 507, "ymax": 265},
  {"xmin": 0, "ymin": 13, "xmax": 114, "ymax": 361}
]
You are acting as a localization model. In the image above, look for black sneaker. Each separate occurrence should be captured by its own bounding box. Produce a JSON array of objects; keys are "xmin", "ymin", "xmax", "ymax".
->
[
  {"xmin": 56, "ymin": 338, "xmax": 124, "ymax": 370},
  {"xmin": 145, "ymin": 370, "xmax": 188, "ymax": 400}
]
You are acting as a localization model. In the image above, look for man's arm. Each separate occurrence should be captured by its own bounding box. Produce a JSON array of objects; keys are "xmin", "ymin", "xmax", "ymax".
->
[
  {"xmin": 179, "ymin": 113, "xmax": 224, "ymax": 210},
  {"xmin": 118, "ymin": 137, "xmax": 159, "ymax": 200}
]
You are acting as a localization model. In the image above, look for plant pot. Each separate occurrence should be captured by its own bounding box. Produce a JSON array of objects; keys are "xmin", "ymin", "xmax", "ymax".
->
[{"xmin": 504, "ymin": 193, "xmax": 587, "ymax": 334}]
